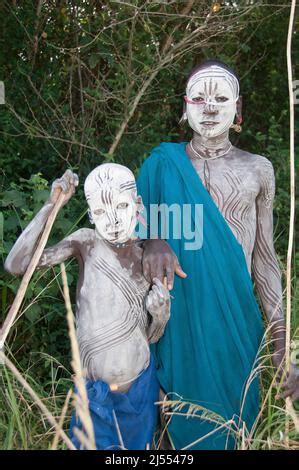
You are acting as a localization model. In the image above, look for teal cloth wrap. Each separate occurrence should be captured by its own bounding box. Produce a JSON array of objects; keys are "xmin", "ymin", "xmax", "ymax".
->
[{"xmin": 136, "ymin": 142, "xmax": 264, "ymax": 450}]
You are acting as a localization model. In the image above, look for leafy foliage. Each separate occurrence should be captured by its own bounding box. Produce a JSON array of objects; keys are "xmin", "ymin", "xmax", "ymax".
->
[{"xmin": 0, "ymin": 0, "xmax": 298, "ymax": 449}]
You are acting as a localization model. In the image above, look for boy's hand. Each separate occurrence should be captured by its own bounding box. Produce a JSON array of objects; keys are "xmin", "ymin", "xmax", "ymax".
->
[
  {"xmin": 50, "ymin": 170, "xmax": 79, "ymax": 206},
  {"xmin": 146, "ymin": 278, "xmax": 170, "ymax": 343}
]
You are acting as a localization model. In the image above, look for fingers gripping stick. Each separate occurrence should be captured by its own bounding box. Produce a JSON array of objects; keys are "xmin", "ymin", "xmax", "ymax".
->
[{"xmin": 50, "ymin": 170, "xmax": 79, "ymax": 205}]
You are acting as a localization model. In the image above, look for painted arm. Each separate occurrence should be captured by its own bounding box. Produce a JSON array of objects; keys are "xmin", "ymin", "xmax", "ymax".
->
[
  {"xmin": 145, "ymin": 278, "xmax": 170, "ymax": 343},
  {"xmin": 4, "ymin": 170, "xmax": 79, "ymax": 275},
  {"xmin": 252, "ymin": 160, "xmax": 299, "ymax": 400},
  {"xmin": 252, "ymin": 161, "xmax": 284, "ymax": 362}
]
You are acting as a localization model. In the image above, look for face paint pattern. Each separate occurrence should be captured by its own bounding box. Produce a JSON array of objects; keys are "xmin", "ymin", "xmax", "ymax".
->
[
  {"xmin": 84, "ymin": 164, "xmax": 139, "ymax": 244},
  {"xmin": 185, "ymin": 65, "xmax": 239, "ymax": 138}
]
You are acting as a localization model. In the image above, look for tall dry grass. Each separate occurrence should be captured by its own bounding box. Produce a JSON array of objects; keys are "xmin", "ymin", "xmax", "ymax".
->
[
  {"xmin": 1, "ymin": 287, "xmax": 298, "ymax": 450},
  {"xmin": 0, "ymin": 1, "xmax": 297, "ymax": 449}
]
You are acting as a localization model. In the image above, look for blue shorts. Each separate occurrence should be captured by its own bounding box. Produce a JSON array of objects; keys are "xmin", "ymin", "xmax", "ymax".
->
[{"xmin": 70, "ymin": 354, "xmax": 159, "ymax": 450}]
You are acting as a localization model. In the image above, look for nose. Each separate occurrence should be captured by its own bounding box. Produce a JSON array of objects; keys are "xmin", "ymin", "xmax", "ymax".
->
[
  {"xmin": 203, "ymin": 103, "xmax": 218, "ymax": 116},
  {"xmin": 105, "ymin": 207, "xmax": 118, "ymax": 227},
  {"xmin": 107, "ymin": 212, "xmax": 121, "ymax": 229}
]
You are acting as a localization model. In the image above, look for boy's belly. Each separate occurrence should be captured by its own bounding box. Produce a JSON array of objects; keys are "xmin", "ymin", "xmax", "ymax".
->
[{"xmin": 78, "ymin": 327, "xmax": 150, "ymax": 392}]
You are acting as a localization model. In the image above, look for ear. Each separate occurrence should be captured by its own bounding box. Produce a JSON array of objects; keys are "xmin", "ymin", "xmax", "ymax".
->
[
  {"xmin": 88, "ymin": 209, "xmax": 94, "ymax": 225},
  {"xmin": 136, "ymin": 195, "xmax": 144, "ymax": 213},
  {"xmin": 236, "ymin": 96, "xmax": 242, "ymax": 123},
  {"xmin": 179, "ymin": 97, "xmax": 187, "ymax": 127}
]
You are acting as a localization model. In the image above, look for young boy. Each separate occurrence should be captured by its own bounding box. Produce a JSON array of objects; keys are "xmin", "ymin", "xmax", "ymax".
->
[{"xmin": 5, "ymin": 164, "xmax": 170, "ymax": 450}]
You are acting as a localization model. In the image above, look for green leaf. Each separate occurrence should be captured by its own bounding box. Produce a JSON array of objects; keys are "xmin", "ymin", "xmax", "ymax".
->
[
  {"xmin": 88, "ymin": 54, "xmax": 100, "ymax": 69},
  {"xmin": 4, "ymin": 214, "xmax": 19, "ymax": 233},
  {"xmin": 24, "ymin": 304, "xmax": 42, "ymax": 323},
  {"xmin": 1, "ymin": 190, "xmax": 26, "ymax": 208}
]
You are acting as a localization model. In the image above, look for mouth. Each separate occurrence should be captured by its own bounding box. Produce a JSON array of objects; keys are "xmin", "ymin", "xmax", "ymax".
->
[
  {"xmin": 200, "ymin": 121, "xmax": 219, "ymax": 126},
  {"xmin": 108, "ymin": 229, "xmax": 124, "ymax": 238}
]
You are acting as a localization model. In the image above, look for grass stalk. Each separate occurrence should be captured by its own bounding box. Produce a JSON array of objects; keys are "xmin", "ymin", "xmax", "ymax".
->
[
  {"xmin": 60, "ymin": 262, "xmax": 96, "ymax": 450},
  {"xmin": 0, "ymin": 351, "xmax": 75, "ymax": 450}
]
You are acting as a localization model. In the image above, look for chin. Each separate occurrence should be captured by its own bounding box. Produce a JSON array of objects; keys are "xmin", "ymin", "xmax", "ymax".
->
[
  {"xmin": 113, "ymin": 236, "xmax": 129, "ymax": 244},
  {"xmin": 198, "ymin": 126, "xmax": 222, "ymax": 138},
  {"xmin": 96, "ymin": 225, "xmax": 136, "ymax": 244},
  {"xmin": 115, "ymin": 232, "xmax": 135, "ymax": 244},
  {"xmin": 106, "ymin": 233, "xmax": 132, "ymax": 245}
]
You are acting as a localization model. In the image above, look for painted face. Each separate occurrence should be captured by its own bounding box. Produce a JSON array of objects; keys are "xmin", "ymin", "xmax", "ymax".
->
[
  {"xmin": 185, "ymin": 66, "xmax": 239, "ymax": 138},
  {"xmin": 84, "ymin": 164, "xmax": 139, "ymax": 244}
]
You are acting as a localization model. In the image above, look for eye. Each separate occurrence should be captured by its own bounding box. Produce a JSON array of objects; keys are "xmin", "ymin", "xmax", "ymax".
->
[
  {"xmin": 117, "ymin": 202, "xmax": 129, "ymax": 209},
  {"xmin": 192, "ymin": 96, "xmax": 204, "ymax": 102},
  {"xmin": 215, "ymin": 96, "xmax": 229, "ymax": 103},
  {"xmin": 93, "ymin": 208, "xmax": 105, "ymax": 215}
]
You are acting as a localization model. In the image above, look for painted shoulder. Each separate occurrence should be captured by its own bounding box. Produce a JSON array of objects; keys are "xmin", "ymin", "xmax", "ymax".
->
[
  {"xmin": 235, "ymin": 148, "xmax": 275, "ymax": 205},
  {"xmin": 236, "ymin": 146, "xmax": 273, "ymax": 164},
  {"xmin": 70, "ymin": 227, "xmax": 96, "ymax": 246},
  {"xmin": 235, "ymin": 147, "xmax": 274, "ymax": 175}
]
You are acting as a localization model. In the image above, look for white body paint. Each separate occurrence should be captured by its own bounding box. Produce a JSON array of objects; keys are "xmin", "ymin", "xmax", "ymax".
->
[
  {"xmin": 84, "ymin": 164, "xmax": 139, "ymax": 245},
  {"xmin": 74, "ymin": 231, "xmax": 150, "ymax": 388},
  {"xmin": 186, "ymin": 66, "xmax": 238, "ymax": 139},
  {"xmin": 159, "ymin": 64, "xmax": 287, "ymax": 449},
  {"xmin": 184, "ymin": 65, "xmax": 284, "ymax": 373},
  {"xmin": 4, "ymin": 164, "xmax": 170, "ymax": 393}
]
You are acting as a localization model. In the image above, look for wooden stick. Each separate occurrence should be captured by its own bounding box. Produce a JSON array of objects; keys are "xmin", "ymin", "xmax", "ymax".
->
[
  {"xmin": 285, "ymin": 0, "xmax": 296, "ymax": 444},
  {"xmin": 0, "ymin": 191, "xmax": 67, "ymax": 348}
]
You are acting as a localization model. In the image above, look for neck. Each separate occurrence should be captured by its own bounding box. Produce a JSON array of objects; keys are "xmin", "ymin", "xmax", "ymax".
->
[
  {"xmin": 191, "ymin": 131, "xmax": 232, "ymax": 160},
  {"xmin": 104, "ymin": 236, "xmax": 139, "ymax": 254}
]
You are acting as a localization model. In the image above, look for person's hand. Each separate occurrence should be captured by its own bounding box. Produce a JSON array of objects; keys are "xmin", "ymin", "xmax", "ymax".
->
[
  {"xmin": 277, "ymin": 364, "xmax": 299, "ymax": 402},
  {"xmin": 146, "ymin": 278, "xmax": 170, "ymax": 343},
  {"xmin": 142, "ymin": 239, "xmax": 187, "ymax": 290},
  {"xmin": 49, "ymin": 170, "xmax": 79, "ymax": 207}
]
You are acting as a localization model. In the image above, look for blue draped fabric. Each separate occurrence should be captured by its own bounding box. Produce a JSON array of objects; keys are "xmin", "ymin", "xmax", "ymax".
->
[
  {"xmin": 70, "ymin": 355, "xmax": 160, "ymax": 450},
  {"xmin": 136, "ymin": 142, "xmax": 264, "ymax": 450}
]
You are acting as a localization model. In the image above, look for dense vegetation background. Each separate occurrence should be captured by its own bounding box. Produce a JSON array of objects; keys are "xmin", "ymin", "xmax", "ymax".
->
[{"xmin": 0, "ymin": 0, "xmax": 298, "ymax": 449}]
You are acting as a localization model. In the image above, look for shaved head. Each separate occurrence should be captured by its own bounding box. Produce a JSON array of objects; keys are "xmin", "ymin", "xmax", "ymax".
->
[{"xmin": 84, "ymin": 163, "xmax": 139, "ymax": 245}]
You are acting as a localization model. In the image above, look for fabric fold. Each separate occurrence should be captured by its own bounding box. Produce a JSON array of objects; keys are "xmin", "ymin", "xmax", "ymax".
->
[
  {"xmin": 70, "ymin": 354, "xmax": 159, "ymax": 450},
  {"xmin": 137, "ymin": 142, "xmax": 264, "ymax": 450}
]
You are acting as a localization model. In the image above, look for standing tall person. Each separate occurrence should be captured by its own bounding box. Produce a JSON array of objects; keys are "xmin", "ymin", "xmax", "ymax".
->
[{"xmin": 137, "ymin": 60, "xmax": 299, "ymax": 449}]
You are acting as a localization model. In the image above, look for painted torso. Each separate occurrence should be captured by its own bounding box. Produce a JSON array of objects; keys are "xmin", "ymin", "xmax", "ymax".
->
[
  {"xmin": 186, "ymin": 144, "xmax": 274, "ymax": 274},
  {"xmin": 72, "ymin": 229, "xmax": 150, "ymax": 390}
]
